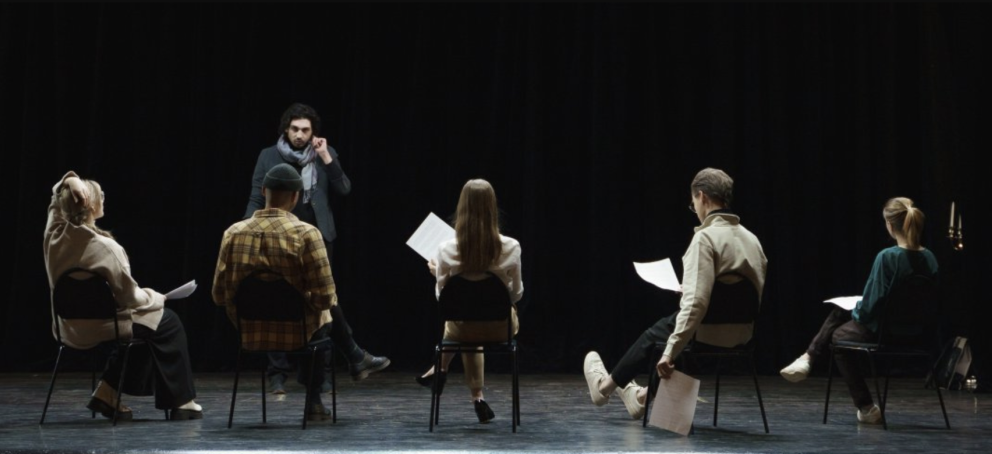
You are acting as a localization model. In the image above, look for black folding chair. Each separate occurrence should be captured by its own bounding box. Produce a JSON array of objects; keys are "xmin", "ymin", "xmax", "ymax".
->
[
  {"xmin": 41, "ymin": 268, "xmax": 161, "ymax": 426},
  {"xmin": 644, "ymin": 275, "xmax": 768, "ymax": 433},
  {"xmin": 227, "ymin": 269, "xmax": 335, "ymax": 430},
  {"xmin": 429, "ymin": 273, "xmax": 519, "ymax": 432},
  {"xmin": 823, "ymin": 272, "xmax": 950, "ymax": 430}
]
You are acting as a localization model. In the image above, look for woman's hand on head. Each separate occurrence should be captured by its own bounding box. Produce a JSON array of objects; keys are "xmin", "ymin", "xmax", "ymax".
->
[{"xmin": 64, "ymin": 177, "xmax": 90, "ymax": 208}]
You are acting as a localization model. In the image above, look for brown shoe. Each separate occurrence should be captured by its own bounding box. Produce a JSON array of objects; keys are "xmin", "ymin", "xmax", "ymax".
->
[{"xmin": 86, "ymin": 397, "xmax": 133, "ymax": 421}]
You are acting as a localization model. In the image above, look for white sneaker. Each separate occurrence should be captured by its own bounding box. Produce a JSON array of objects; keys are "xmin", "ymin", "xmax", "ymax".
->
[
  {"xmin": 583, "ymin": 351, "xmax": 611, "ymax": 406},
  {"xmin": 617, "ymin": 380, "xmax": 646, "ymax": 420},
  {"xmin": 780, "ymin": 355, "xmax": 811, "ymax": 383},
  {"xmin": 857, "ymin": 405, "xmax": 882, "ymax": 424}
]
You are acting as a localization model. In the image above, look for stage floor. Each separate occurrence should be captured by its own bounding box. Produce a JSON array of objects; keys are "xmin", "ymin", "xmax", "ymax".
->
[{"xmin": 0, "ymin": 371, "xmax": 988, "ymax": 453}]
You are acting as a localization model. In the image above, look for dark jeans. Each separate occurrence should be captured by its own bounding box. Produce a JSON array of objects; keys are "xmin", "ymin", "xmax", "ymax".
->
[
  {"xmin": 610, "ymin": 312, "xmax": 678, "ymax": 388},
  {"xmin": 101, "ymin": 308, "xmax": 197, "ymax": 409},
  {"xmin": 806, "ymin": 306, "xmax": 877, "ymax": 408}
]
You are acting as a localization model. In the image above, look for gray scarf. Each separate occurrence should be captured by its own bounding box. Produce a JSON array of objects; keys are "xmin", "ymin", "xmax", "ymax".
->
[{"xmin": 276, "ymin": 135, "xmax": 318, "ymax": 203}]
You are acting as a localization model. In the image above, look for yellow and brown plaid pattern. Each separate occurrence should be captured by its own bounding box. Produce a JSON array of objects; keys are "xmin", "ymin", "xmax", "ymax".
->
[{"xmin": 212, "ymin": 209, "xmax": 335, "ymax": 351}]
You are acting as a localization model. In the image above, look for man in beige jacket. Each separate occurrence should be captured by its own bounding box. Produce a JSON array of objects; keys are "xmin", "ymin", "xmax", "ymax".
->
[{"xmin": 583, "ymin": 168, "xmax": 768, "ymax": 420}]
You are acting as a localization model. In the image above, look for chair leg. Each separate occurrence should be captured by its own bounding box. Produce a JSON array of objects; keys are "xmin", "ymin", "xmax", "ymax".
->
[
  {"xmin": 643, "ymin": 362, "xmax": 657, "ymax": 428},
  {"xmin": 930, "ymin": 361, "xmax": 950, "ymax": 429},
  {"xmin": 512, "ymin": 347, "xmax": 520, "ymax": 430},
  {"xmin": 113, "ymin": 344, "xmax": 132, "ymax": 427},
  {"xmin": 429, "ymin": 346, "xmax": 441, "ymax": 432},
  {"xmin": 510, "ymin": 351, "xmax": 517, "ymax": 433},
  {"xmin": 866, "ymin": 353, "xmax": 887, "ymax": 430},
  {"xmin": 227, "ymin": 348, "xmax": 242, "ymax": 429},
  {"xmin": 823, "ymin": 348, "xmax": 836, "ymax": 424},
  {"xmin": 302, "ymin": 347, "xmax": 320, "ymax": 430},
  {"xmin": 882, "ymin": 367, "xmax": 891, "ymax": 415},
  {"xmin": 90, "ymin": 359, "xmax": 97, "ymax": 419},
  {"xmin": 330, "ymin": 347, "xmax": 337, "ymax": 424},
  {"xmin": 261, "ymin": 367, "xmax": 267, "ymax": 424},
  {"xmin": 40, "ymin": 345, "xmax": 65, "ymax": 425},
  {"xmin": 749, "ymin": 352, "xmax": 769, "ymax": 433},
  {"xmin": 713, "ymin": 356, "xmax": 721, "ymax": 427}
]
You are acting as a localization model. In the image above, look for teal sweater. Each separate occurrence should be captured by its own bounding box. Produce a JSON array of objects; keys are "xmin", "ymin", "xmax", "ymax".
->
[{"xmin": 852, "ymin": 246, "xmax": 938, "ymax": 332}]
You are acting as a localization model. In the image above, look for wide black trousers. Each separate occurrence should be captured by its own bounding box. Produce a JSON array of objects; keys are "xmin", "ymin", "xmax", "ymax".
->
[{"xmin": 101, "ymin": 307, "xmax": 197, "ymax": 409}]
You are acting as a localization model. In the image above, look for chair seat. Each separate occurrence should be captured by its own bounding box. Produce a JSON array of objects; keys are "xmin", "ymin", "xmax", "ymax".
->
[
  {"xmin": 679, "ymin": 340, "xmax": 750, "ymax": 355},
  {"xmin": 439, "ymin": 339, "xmax": 517, "ymax": 349}
]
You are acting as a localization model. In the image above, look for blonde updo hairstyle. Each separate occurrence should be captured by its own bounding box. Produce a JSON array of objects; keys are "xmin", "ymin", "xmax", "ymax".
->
[
  {"xmin": 883, "ymin": 197, "xmax": 924, "ymax": 249},
  {"xmin": 57, "ymin": 180, "xmax": 113, "ymax": 239}
]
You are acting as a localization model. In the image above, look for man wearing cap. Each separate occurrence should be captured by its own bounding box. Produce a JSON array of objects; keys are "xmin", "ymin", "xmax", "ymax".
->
[
  {"xmin": 243, "ymin": 103, "xmax": 389, "ymax": 394},
  {"xmin": 214, "ymin": 164, "xmax": 380, "ymax": 419}
]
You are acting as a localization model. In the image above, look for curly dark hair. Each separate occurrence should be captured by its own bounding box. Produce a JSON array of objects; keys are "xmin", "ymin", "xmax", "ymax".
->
[{"xmin": 279, "ymin": 103, "xmax": 321, "ymax": 137}]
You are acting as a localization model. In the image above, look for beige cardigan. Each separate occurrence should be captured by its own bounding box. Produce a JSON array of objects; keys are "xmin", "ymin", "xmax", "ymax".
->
[
  {"xmin": 44, "ymin": 172, "xmax": 165, "ymax": 349},
  {"xmin": 664, "ymin": 212, "xmax": 768, "ymax": 359}
]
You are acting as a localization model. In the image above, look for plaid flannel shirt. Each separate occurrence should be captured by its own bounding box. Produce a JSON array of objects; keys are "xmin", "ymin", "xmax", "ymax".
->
[{"xmin": 212, "ymin": 208, "xmax": 335, "ymax": 351}]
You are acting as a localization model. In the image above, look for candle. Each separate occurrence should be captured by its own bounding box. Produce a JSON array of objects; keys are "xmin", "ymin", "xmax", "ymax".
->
[
  {"xmin": 958, "ymin": 214, "xmax": 962, "ymax": 236},
  {"xmin": 950, "ymin": 201, "xmax": 955, "ymax": 230}
]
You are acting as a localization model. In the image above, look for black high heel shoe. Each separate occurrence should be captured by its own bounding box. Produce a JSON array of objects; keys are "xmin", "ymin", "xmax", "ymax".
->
[
  {"xmin": 415, "ymin": 371, "xmax": 447, "ymax": 394},
  {"xmin": 474, "ymin": 399, "xmax": 495, "ymax": 423}
]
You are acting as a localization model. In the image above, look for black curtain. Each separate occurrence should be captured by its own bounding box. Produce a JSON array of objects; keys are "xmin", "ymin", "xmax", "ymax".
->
[{"xmin": 2, "ymin": 3, "xmax": 987, "ymax": 378}]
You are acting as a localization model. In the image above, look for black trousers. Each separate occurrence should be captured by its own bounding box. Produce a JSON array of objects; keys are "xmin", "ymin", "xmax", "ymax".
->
[
  {"xmin": 806, "ymin": 306, "xmax": 877, "ymax": 408},
  {"xmin": 101, "ymin": 308, "xmax": 197, "ymax": 409},
  {"xmin": 267, "ymin": 304, "xmax": 358, "ymax": 381},
  {"xmin": 610, "ymin": 312, "xmax": 678, "ymax": 388},
  {"xmin": 295, "ymin": 323, "xmax": 335, "ymax": 401}
]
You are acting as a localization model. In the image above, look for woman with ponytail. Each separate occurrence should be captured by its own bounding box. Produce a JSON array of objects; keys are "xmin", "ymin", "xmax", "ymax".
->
[
  {"xmin": 44, "ymin": 171, "xmax": 202, "ymax": 421},
  {"xmin": 779, "ymin": 197, "xmax": 938, "ymax": 424},
  {"xmin": 416, "ymin": 179, "xmax": 524, "ymax": 424}
]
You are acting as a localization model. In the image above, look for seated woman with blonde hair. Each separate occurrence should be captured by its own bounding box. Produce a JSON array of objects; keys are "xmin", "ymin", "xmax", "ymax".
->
[
  {"xmin": 416, "ymin": 179, "xmax": 523, "ymax": 423},
  {"xmin": 779, "ymin": 197, "xmax": 938, "ymax": 424},
  {"xmin": 44, "ymin": 171, "xmax": 202, "ymax": 420}
]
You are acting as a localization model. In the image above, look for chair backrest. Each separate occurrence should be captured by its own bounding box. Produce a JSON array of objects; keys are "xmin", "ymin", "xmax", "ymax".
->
[
  {"xmin": 700, "ymin": 274, "xmax": 760, "ymax": 325},
  {"xmin": 232, "ymin": 269, "xmax": 310, "ymax": 350},
  {"xmin": 53, "ymin": 268, "xmax": 117, "ymax": 320},
  {"xmin": 438, "ymin": 273, "xmax": 512, "ymax": 322},
  {"xmin": 232, "ymin": 269, "xmax": 307, "ymax": 322},
  {"xmin": 51, "ymin": 268, "xmax": 120, "ymax": 345},
  {"xmin": 876, "ymin": 272, "xmax": 939, "ymax": 346}
]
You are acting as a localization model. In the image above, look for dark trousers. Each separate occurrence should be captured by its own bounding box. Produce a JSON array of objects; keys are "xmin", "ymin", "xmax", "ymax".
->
[
  {"xmin": 101, "ymin": 308, "xmax": 197, "ymax": 409},
  {"xmin": 267, "ymin": 305, "xmax": 360, "ymax": 381},
  {"xmin": 806, "ymin": 306, "xmax": 877, "ymax": 408},
  {"xmin": 295, "ymin": 323, "xmax": 336, "ymax": 403},
  {"xmin": 267, "ymin": 241, "xmax": 364, "ymax": 381},
  {"xmin": 610, "ymin": 312, "xmax": 678, "ymax": 388}
]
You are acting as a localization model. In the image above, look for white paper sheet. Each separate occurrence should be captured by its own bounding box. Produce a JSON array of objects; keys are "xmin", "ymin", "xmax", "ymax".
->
[
  {"xmin": 165, "ymin": 280, "xmax": 197, "ymax": 300},
  {"xmin": 648, "ymin": 369, "xmax": 700, "ymax": 436},
  {"xmin": 824, "ymin": 295, "xmax": 861, "ymax": 311},
  {"xmin": 633, "ymin": 259, "xmax": 681, "ymax": 292},
  {"xmin": 406, "ymin": 212, "xmax": 456, "ymax": 261}
]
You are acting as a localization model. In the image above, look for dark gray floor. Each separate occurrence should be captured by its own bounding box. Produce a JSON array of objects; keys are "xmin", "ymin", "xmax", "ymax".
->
[{"xmin": 1, "ymin": 370, "xmax": 988, "ymax": 453}]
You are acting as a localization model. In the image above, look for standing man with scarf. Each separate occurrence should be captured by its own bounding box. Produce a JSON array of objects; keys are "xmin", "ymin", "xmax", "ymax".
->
[{"xmin": 245, "ymin": 102, "xmax": 389, "ymax": 395}]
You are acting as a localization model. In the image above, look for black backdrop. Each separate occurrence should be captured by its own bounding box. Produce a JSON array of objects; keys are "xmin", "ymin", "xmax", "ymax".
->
[{"xmin": 2, "ymin": 3, "xmax": 988, "ymax": 379}]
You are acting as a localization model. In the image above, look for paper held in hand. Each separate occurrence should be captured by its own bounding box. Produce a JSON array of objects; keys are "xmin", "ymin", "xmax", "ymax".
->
[
  {"xmin": 406, "ymin": 212, "xmax": 456, "ymax": 261},
  {"xmin": 165, "ymin": 280, "xmax": 197, "ymax": 300},
  {"xmin": 824, "ymin": 296, "xmax": 861, "ymax": 311},
  {"xmin": 633, "ymin": 258, "xmax": 681, "ymax": 292},
  {"xmin": 648, "ymin": 369, "xmax": 700, "ymax": 436}
]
